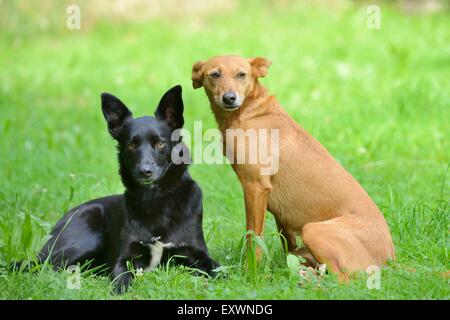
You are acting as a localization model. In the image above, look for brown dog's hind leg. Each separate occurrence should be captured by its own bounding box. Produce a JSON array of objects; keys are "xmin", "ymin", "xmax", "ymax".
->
[
  {"xmin": 294, "ymin": 246, "xmax": 318, "ymax": 268},
  {"xmin": 274, "ymin": 217, "xmax": 319, "ymax": 268},
  {"xmin": 275, "ymin": 218, "xmax": 319, "ymax": 268},
  {"xmin": 300, "ymin": 215, "xmax": 387, "ymax": 280}
]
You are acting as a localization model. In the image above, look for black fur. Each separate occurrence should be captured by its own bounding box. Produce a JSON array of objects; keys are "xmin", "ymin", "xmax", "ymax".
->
[{"xmin": 30, "ymin": 85, "xmax": 219, "ymax": 294}]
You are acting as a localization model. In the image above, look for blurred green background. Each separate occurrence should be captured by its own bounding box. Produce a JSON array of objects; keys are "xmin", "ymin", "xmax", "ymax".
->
[{"xmin": 0, "ymin": 0, "xmax": 449, "ymax": 299}]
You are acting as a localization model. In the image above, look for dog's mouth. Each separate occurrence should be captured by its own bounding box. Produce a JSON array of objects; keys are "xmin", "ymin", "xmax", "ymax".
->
[
  {"xmin": 135, "ymin": 164, "xmax": 174, "ymax": 187},
  {"xmin": 222, "ymin": 104, "xmax": 241, "ymax": 111},
  {"xmin": 138, "ymin": 178, "xmax": 155, "ymax": 186}
]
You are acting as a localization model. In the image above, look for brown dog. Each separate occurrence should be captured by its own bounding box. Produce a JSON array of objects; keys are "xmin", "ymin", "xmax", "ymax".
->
[{"xmin": 191, "ymin": 55, "xmax": 395, "ymax": 279}]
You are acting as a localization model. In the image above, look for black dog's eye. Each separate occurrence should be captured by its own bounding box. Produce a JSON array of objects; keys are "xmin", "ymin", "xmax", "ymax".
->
[
  {"xmin": 237, "ymin": 71, "xmax": 247, "ymax": 79},
  {"xmin": 127, "ymin": 142, "xmax": 137, "ymax": 151},
  {"xmin": 209, "ymin": 71, "xmax": 221, "ymax": 79},
  {"xmin": 155, "ymin": 140, "xmax": 166, "ymax": 149}
]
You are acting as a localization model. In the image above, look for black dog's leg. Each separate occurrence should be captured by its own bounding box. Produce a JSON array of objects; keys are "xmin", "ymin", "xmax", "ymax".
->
[
  {"xmin": 111, "ymin": 259, "xmax": 132, "ymax": 295},
  {"xmin": 111, "ymin": 242, "xmax": 148, "ymax": 295},
  {"xmin": 175, "ymin": 247, "xmax": 220, "ymax": 277},
  {"xmin": 37, "ymin": 205, "xmax": 107, "ymax": 270},
  {"xmin": 195, "ymin": 254, "xmax": 220, "ymax": 277}
]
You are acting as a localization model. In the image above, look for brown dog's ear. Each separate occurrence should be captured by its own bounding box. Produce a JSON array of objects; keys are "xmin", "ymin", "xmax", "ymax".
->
[
  {"xmin": 191, "ymin": 61, "xmax": 205, "ymax": 89},
  {"xmin": 249, "ymin": 57, "xmax": 272, "ymax": 78}
]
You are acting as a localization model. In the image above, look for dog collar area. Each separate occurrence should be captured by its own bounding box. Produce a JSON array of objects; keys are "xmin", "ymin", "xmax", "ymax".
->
[{"xmin": 139, "ymin": 237, "xmax": 186, "ymax": 248}]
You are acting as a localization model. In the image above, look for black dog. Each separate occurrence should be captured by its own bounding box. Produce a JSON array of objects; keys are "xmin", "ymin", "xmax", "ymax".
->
[{"xmin": 33, "ymin": 85, "xmax": 219, "ymax": 294}]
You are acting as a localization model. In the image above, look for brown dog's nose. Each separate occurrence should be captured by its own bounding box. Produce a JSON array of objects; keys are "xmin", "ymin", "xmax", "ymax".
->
[{"xmin": 222, "ymin": 92, "xmax": 237, "ymax": 106}]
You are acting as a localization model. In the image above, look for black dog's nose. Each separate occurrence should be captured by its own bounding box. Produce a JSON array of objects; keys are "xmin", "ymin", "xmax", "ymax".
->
[
  {"xmin": 222, "ymin": 92, "xmax": 237, "ymax": 106},
  {"xmin": 139, "ymin": 167, "xmax": 153, "ymax": 178}
]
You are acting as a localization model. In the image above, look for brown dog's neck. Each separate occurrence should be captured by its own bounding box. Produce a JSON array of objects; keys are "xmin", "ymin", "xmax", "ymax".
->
[{"xmin": 208, "ymin": 81, "xmax": 271, "ymax": 132}]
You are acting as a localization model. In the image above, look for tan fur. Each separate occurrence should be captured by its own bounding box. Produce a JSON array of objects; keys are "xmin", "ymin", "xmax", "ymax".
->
[{"xmin": 192, "ymin": 55, "xmax": 395, "ymax": 278}]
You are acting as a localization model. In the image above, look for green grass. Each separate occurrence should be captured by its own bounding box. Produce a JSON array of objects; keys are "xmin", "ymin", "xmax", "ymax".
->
[{"xmin": 0, "ymin": 0, "xmax": 449, "ymax": 299}]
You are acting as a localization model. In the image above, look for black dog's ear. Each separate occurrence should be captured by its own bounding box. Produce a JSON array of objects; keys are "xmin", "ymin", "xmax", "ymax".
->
[
  {"xmin": 155, "ymin": 85, "xmax": 184, "ymax": 130},
  {"xmin": 101, "ymin": 93, "xmax": 132, "ymax": 139}
]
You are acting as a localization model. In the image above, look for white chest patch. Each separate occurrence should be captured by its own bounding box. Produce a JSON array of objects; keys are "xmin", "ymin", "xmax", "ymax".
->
[
  {"xmin": 146, "ymin": 240, "xmax": 170, "ymax": 271},
  {"xmin": 140, "ymin": 236, "xmax": 184, "ymax": 272}
]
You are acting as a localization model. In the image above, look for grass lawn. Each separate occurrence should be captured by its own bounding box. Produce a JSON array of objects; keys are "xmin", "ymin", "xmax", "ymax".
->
[{"xmin": 0, "ymin": 1, "xmax": 449, "ymax": 299}]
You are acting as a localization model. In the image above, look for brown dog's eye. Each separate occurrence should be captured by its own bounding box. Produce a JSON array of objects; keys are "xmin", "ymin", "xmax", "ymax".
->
[
  {"xmin": 209, "ymin": 71, "xmax": 221, "ymax": 79},
  {"xmin": 155, "ymin": 140, "xmax": 166, "ymax": 149},
  {"xmin": 237, "ymin": 72, "xmax": 247, "ymax": 79},
  {"xmin": 128, "ymin": 142, "xmax": 137, "ymax": 151}
]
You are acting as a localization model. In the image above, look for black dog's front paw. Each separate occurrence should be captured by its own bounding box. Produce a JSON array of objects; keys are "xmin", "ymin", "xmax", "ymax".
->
[
  {"xmin": 111, "ymin": 273, "xmax": 132, "ymax": 295},
  {"xmin": 112, "ymin": 281, "xmax": 130, "ymax": 295},
  {"xmin": 208, "ymin": 259, "xmax": 221, "ymax": 277},
  {"xmin": 194, "ymin": 258, "xmax": 222, "ymax": 278},
  {"xmin": 112, "ymin": 284, "xmax": 127, "ymax": 295}
]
